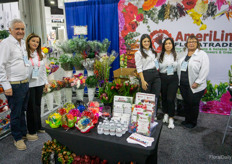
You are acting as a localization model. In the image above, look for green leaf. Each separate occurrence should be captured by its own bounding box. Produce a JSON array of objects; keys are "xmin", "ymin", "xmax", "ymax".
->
[{"xmin": 138, "ymin": 8, "xmax": 144, "ymax": 14}]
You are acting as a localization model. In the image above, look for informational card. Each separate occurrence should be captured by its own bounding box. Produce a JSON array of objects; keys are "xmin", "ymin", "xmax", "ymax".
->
[
  {"xmin": 113, "ymin": 96, "xmax": 133, "ymax": 123},
  {"xmin": 136, "ymin": 112, "xmax": 152, "ymax": 136},
  {"xmin": 74, "ymin": 25, "xmax": 87, "ymax": 35},
  {"xmin": 135, "ymin": 92, "xmax": 156, "ymax": 104},
  {"xmin": 127, "ymin": 133, "xmax": 154, "ymax": 147}
]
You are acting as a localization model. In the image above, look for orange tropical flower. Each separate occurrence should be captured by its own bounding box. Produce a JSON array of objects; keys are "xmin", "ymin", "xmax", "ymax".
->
[{"xmin": 142, "ymin": 0, "xmax": 158, "ymax": 11}]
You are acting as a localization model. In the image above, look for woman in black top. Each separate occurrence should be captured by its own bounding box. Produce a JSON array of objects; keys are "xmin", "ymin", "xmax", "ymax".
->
[{"xmin": 159, "ymin": 38, "xmax": 178, "ymax": 129}]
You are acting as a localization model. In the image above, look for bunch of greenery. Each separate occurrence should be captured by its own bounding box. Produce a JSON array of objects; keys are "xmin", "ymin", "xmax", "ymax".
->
[
  {"xmin": 86, "ymin": 40, "xmax": 100, "ymax": 58},
  {"xmin": 59, "ymin": 54, "xmax": 74, "ymax": 70},
  {"xmin": 0, "ymin": 30, "xmax": 9, "ymax": 40},
  {"xmin": 99, "ymin": 38, "xmax": 111, "ymax": 53},
  {"xmin": 73, "ymin": 54, "xmax": 84, "ymax": 70},
  {"xmin": 56, "ymin": 40, "xmax": 73, "ymax": 54},
  {"xmin": 86, "ymin": 75, "xmax": 98, "ymax": 88},
  {"xmin": 228, "ymin": 65, "xmax": 232, "ymax": 85},
  {"xmin": 124, "ymin": 32, "xmax": 140, "ymax": 50},
  {"xmin": 202, "ymin": 80, "xmax": 228, "ymax": 101},
  {"xmin": 72, "ymin": 35, "xmax": 88, "ymax": 54}
]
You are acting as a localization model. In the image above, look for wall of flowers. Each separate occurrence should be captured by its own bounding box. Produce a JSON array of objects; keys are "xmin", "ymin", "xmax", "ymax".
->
[{"xmin": 118, "ymin": 0, "xmax": 232, "ymax": 85}]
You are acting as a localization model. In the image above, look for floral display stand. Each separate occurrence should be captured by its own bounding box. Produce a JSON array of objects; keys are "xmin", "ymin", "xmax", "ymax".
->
[
  {"xmin": 87, "ymin": 70, "xmax": 94, "ymax": 76},
  {"xmin": 45, "ymin": 92, "xmax": 54, "ymax": 111}
]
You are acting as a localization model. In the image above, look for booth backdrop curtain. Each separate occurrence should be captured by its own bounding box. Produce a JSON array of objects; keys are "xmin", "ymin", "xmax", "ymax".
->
[{"xmin": 65, "ymin": 0, "xmax": 120, "ymax": 81}]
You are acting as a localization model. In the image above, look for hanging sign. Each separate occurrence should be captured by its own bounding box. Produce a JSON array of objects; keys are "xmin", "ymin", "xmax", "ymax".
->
[{"xmin": 74, "ymin": 25, "xmax": 87, "ymax": 35}]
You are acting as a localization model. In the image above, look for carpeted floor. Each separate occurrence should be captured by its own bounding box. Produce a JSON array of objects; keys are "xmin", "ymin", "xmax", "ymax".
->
[{"xmin": 0, "ymin": 110, "xmax": 231, "ymax": 164}]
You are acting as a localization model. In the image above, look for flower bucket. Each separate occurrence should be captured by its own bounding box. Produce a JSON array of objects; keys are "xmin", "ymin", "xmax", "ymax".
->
[
  {"xmin": 88, "ymin": 87, "xmax": 96, "ymax": 102},
  {"xmin": 60, "ymin": 88, "xmax": 65, "ymax": 104},
  {"xmin": 76, "ymin": 88, "xmax": 84, "ymax": 101},
  {"xmin": 54, "ymin": 90, "xmax": 61, "ymax": 106},
  {"xmin": 99, "ymin": 52, "xmax": 107, "ymax": 57},
  {"xmin": 41, "ymin": 96, "xmax": 45, "ymax": 115},
  {"xmin": 87, "ymin": 70, "xmax": 94, "ymax": 76},
  {"xmin": 65, "ymin": 88, "xmax": 72, "ymax": 103},
  {"xmin": 64, "ymin": 70, "xmax": 73, "ymax": 78},
  {"xmin": 47, "ymin": 73, "xmax": 55, "ymax": 81},
  {"xmin": 45, "ymin": 92, "xmax": 54, "ymax": 111}
]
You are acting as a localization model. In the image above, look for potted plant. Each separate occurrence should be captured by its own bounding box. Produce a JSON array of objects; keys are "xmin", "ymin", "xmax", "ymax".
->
[{"xmin": 86, "ymin": 75, "xmax": 98, "ymax": 101}]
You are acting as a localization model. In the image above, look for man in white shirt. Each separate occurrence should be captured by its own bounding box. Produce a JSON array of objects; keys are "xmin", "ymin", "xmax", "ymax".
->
[{"xmin": 0, "ymin": 19, "xmax": 29, "ymax": 150}]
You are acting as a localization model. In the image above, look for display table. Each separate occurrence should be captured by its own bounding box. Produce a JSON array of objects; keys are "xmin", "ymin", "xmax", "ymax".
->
[{"xmin": 44, "ymin": 120, "xmax": 162, "ymax": 164}]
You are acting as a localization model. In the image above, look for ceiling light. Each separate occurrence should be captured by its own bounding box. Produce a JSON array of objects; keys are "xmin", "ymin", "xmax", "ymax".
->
[{"xmin": 50, "ymin": 0, "xmax": 55, "ymax": 5}]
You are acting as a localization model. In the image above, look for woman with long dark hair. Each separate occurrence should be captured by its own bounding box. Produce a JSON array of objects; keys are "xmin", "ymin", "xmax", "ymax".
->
[
  {"xmin": 159, "ymin": 38, "xmax": 178, "ymax": 129},
  {"xmin": 26, "ymin": 33, "xmax": 48, "ymax": 140},
  {"xmin": 135, "ymin": 34, "xmax": 161, "ymax": 101}
]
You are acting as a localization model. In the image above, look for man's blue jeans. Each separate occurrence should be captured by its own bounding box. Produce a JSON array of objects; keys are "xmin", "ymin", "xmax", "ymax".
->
[{"xmin": 6, "ymin": 82, "xmax": 29, "ymax": 141}]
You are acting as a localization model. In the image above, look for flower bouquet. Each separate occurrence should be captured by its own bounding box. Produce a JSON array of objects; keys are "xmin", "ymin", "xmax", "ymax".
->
[
  {"xmin": 63, "ymin": 102, "xmax": 76, "ymax": 112},
  {"xmin": 72, "ymin": 73, "xmax": 86, "ymax": 101},
  {"xmin": 75, "ymin": 110, "xmax": 97, "ymax": 133},
  {"xmin": 45, "ymin": 112, "xmax": 61, "ymax": 128},
  {"xmin": 88, "ymin": 101, "xmax": 100, "ymax": 115},
  {"xmin": 94, "ymin": 51, "xmax": 118, "ymax": 84},
  {"xmin": 81, "ymin": 58, "xmax": 95, "ymax": 76},
  {"xmin": 63, "ymin": 77, "xmax": 74, "ymax": 103},
  {"xmin": 57, "ymin": 108, "xmax": 67, "ymax": 116},
  {"xmin": 86, "ymin": 75, "xmax": 98, "ymax": 102},
  {"xmin": 61, "ymin": 113, "xmax": 77, "ymax": 129},
  {"xmin": 51, "ymin": 81, "xmax": 63, "ymax": 106}
]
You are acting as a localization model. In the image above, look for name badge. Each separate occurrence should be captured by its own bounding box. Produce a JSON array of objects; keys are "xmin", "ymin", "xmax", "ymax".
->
[
  {"xmin": 23, "ymin": 56, "xmax": 30, "ymax": 67},
  {"xmin": 167, "ymin": 65, "xmax": 174, "ymax": 75},
  {"xmin": 181, "ymin": 61, "xmax": 188, "ymax": 72},
  {"xmin": 32, "ymin": 67, "xmax": 39, "ymax": 79},
  {"xmin": 155, "ymin": 60, "xmax": 159, "ymax": 70}
]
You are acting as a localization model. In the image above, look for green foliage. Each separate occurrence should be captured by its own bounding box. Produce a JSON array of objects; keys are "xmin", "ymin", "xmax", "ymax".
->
[
  {"xmin": 228, "ymin": 65, "xmax": 232, "ymax": 84},
  {"xmin": 72, "ymin": 35, "xmax": 88, "ymax": 53},
  {"xmin": 98, "ymin": 79, "xmax": 139, "ymax": 104},
  {"xmin": 73, "ymin": 54, "xmax": 84, "ymax": 69},
  {"xmin": 56, "ymin": 41, "xmax": 73, "ymax": 53},
  {"xmin": 59, "ymin": 54, "xmax": 74, "ymax": 70},
  {"xmin": 202, "ymin": 80, "xmax": 228, "ymax": 101},
  {"xmin": 124, "ymin": 32, "xmax": 140, "ymax": 50},
  {"xmin": 99, "ymin": 38, "xmax": 111, "ymax": 53},
  {"xmin": 0, "ymin": 30, "xmax": 9, "ymax": 39},
  {"xmin": 86, "ymin": 75, "xmax": 98, "ymax": 88}
]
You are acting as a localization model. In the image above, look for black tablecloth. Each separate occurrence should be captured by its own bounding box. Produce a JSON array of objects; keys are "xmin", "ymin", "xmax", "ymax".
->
[{"xmin": 44, "ymin": 120, "xmax": 162, "ymax": 164}]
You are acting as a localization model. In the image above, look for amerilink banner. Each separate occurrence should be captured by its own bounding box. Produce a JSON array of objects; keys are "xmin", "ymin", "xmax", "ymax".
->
[{"xmin": 118, "ymin": 0, "xmax": 232, "ymax": 84}]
